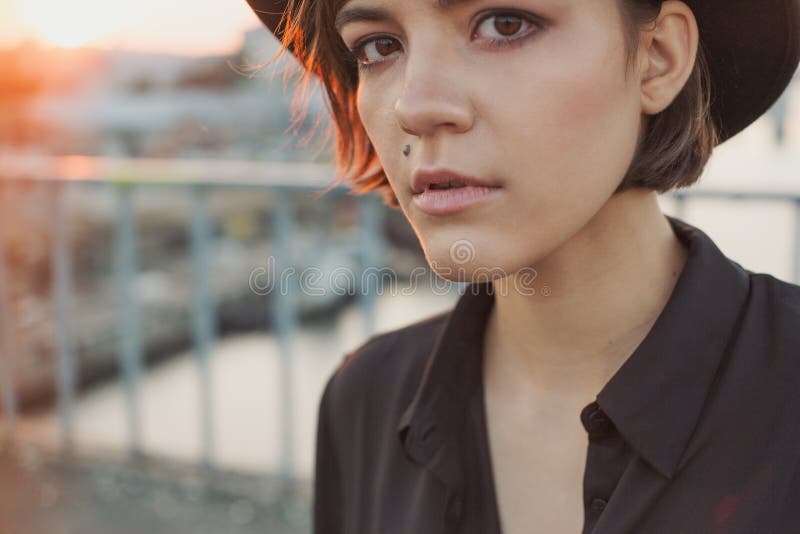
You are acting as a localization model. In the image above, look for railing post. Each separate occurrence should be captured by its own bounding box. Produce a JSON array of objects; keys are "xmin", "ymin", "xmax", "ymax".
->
[
  {"xmin": 672, "ymin": 192, "xmax": 687, "ymax": 221},
  {"xmin": 357, "ymin": 194, "xmax": 385, "ymax": 338},
  {"xmin": 190, "ymin": 184, "xmax": 215, "ymax": 471},
  {"xmin": 114, "ymin": 182, "xmax": 143, "ymax": 458},
  {"xmin": 0, "ymin": 185, "xmax": 16, "ymax": 439},
  {"xmin": 52, "ymin": 182, "xmax": 77, "ymax": 452},
  {"xmin": 271, "ymin": 188, "xmax": 296, "ymax": 481},
  {"xmin": 770, "ymin": 91, "xmax": 789, "ymax": 146}
]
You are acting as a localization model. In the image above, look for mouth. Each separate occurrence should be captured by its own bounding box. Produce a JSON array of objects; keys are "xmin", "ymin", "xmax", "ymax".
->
[
  {"xmin": 411, "ymin": 183, "xmax": 502, "ymax": 215},
  {"xmin": 411, "ymin": 168, "xmax": 500, "ymax": 194},
  {"xmin": 410, "ymin": 167, "xmax": 502, "ymax": 215},
  {"xmin": 427, "ymin": 181, "xmax": 470, "ymax": 190}
]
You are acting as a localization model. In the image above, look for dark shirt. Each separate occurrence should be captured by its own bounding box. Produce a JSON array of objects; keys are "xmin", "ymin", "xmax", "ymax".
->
[{"xmin": 312, "ymin": 214, "xmax": 800, "ymax": 533}]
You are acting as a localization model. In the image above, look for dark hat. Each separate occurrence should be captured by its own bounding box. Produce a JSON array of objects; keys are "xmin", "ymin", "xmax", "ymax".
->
[{"xmin": 246, "ymin": 0, "xmax": 800, "ymax": 144}]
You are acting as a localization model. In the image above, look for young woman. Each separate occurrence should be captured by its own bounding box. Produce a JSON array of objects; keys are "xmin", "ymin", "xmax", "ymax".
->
[{"xmin": 246, "ymin": 0, "xmax": 800, "ymax": 532}]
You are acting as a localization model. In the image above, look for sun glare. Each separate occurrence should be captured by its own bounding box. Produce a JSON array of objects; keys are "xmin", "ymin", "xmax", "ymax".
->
[
  {"xmin": 19, "ymin": 0, "xmax": 114, "ymax": 48},
  {"xmin": 10, "ymin": 0, "xmax": 262, "ymax": 55}
]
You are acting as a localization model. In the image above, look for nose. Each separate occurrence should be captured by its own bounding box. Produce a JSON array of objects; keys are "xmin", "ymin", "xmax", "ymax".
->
[{"xmin": 394, "ymin": 45, "xmax": 474, "ymax": 138}]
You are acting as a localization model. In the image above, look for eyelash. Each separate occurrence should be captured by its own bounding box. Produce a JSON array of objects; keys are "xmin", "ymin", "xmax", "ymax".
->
[{"xmin": 346, "ymin": 10, "xmax": 543, "ymax": 74}]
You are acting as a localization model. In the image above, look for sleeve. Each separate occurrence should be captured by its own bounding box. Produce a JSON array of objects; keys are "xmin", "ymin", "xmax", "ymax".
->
[{"xmin": 312, "ymin": 368, "xmax": 346, "ymax": 534}]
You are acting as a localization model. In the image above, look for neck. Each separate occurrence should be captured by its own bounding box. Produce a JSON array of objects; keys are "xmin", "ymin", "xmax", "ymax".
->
[{"xmin": 483, "ymin": 189, "xmax": 689, "ymax": 407}]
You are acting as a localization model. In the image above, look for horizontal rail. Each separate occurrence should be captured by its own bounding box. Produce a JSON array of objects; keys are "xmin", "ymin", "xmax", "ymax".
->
[{"xmin": 1, "ymin": 164, "xmax": 800, "ymax": 482}]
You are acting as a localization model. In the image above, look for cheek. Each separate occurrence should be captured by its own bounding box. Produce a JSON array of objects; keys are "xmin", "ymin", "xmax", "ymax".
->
[
  {"xmin": 541, "ymin": 39, "xmax": 640, "ymax": 188},
  {"xmin": 356, "ymin": 86, "xmax": 405, "ymax": 189},
  {"xmin": 542, "ymin": 80, "xmax": 636, "ymax": 194},
  {"xmin": 464, "ymin": 30, "xmax": 642, "ymax": 271},
  {"xmin": 356, "ymin": 87, "xmax": 381, "ymax": 157},
  {"xmin": 500, "ymin": 32, "xmax": 640, "ymax": 206},
  {"xmin": 355, "ymin": 84, "xmax": 373, "ymax": 137}
]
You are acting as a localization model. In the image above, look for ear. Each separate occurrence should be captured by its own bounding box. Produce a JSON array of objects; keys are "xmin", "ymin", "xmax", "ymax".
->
[{"xmin": 637, "ymin": 0, "xmax": 699, "ymax": 115}]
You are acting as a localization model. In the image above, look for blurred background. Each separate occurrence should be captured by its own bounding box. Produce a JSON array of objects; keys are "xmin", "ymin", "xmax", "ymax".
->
[{"xmin": 0, "ymin": 1, "xmax": 799, "ymax": 532}]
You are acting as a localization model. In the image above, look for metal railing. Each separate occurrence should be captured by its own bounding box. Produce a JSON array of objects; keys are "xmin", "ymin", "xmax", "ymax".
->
[
  {"xmin": 1, "ymin": 154, "xmax": 800, "ymax": 483},
  {"xmin": 0, "ymin": 157, "xmax": 395, "ymax": 482}
]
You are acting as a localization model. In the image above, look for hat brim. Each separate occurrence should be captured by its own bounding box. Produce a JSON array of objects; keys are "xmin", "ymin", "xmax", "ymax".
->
[{"xmin": 246, "ymin": 0, "xmax": 800, "ymax": 144}]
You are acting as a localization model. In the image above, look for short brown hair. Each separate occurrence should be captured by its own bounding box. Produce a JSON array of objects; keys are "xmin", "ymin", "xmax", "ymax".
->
[{"xmin": 265, "ymin": 0, "xmax": 718, "ymax": 208}]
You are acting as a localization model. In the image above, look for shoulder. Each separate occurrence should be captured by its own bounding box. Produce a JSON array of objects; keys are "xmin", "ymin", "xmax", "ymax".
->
[
  {"xmin": 734, "ymin": 271, "xmax": 800, "ymax": 388},
  {"xmin": 718, "ymin": 272, "xmax": 800, "ymax": 459},
  {"xmin": 746, "ymin": 272, "xmax": 800, "ymax": 337},
  {"xmin": 339, "ymin": 308, "xmax": 450, "ymax": 378},
  {"xmin": 320, "ymin": 307, "xmax": 452, "ymax": 418}
]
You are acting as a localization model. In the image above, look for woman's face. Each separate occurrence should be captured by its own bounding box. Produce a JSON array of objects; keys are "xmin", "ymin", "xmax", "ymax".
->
[{"xmin": 337, "ymin": 0, "xmax": 647, "ymax": 281}]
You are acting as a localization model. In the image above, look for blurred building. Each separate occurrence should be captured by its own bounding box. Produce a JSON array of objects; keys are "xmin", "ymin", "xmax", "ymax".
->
[{"xmin": 2, "ymin": 27, "xmax": 329, "ymax": 162}]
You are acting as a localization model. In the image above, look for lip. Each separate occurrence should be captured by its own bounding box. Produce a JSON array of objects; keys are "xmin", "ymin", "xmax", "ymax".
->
[
  {"xmin": 410, "ymin": 168, "xmax": 503, "ymax": 215},
  {"xmin": 411, "ymin": 168, "xmax": 499, "ymax": 194},
  {"xmin": 412, "ymin": 184, "xmax": 503, "ymax": 215}
]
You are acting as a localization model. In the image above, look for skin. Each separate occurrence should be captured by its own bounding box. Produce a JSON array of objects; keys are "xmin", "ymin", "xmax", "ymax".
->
[{"xmin": 338, "ymin": 2, "xmax": 697, "ymax": 529}]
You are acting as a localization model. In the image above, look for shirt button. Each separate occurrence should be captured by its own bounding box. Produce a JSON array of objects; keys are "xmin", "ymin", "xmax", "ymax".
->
[
  {"xmin": 580, "ymin": 402, "xmax": 614, "ymax": 438},
  {"xmin": 590, "ymin": 497, "xmax": 608, "ymax": 515}
]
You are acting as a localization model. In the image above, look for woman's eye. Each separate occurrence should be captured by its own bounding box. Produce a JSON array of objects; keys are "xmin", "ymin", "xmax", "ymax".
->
[
  {"xmin": 473, "ymin": 12, "xmax": 538, "ymax": 44},
  {"xmin": 346, "ymin": 11, "xmax": 541, "ymax": 72},
  {"xmin": 348, "ymin": 37, "xmax": 402, "ymax": 71}
]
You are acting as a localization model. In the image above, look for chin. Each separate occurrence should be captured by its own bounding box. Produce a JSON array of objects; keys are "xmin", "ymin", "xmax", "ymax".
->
[
  {"xmin": 419, "ymin": 229, "xmax": 551, "ymax": 289},
  {"xmin": 422, "ymin": 246, "xmax": 513, "ymax": 285}
]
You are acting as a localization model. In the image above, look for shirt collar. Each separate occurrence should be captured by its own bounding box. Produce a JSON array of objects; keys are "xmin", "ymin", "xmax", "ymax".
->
[{"xmin": 396, "ymin": 215, "xmax": 752, "ymax": 482}]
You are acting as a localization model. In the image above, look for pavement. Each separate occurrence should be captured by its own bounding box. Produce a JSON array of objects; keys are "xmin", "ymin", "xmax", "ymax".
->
[{"xmin": 0, "ymin": 440, "xmax": 311, "ymax": 534}]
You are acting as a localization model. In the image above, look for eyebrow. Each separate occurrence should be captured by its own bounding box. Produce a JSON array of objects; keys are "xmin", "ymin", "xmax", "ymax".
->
[{"xmin": 334, "ymin": 0, "xmax": 477, "ymax": 33}]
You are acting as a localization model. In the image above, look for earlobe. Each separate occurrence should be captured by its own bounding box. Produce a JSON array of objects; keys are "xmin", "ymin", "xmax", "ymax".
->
[{"xmin": 638, "ymin": 0, "xmax": 699, "ymax": 116}]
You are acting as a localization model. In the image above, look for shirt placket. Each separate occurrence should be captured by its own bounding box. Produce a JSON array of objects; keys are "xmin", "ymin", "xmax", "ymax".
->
[{"xmin": 580, "ymin": 401, "xmax": 631, "ymax": 534}]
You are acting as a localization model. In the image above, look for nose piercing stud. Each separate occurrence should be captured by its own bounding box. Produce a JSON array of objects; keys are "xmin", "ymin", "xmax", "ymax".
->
[{"xmin": 403, "ymin": 144, "xmax": 411, "ymax": 157}]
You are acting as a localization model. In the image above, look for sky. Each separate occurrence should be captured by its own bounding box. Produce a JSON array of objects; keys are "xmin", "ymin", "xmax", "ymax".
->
[{"xmin": 0, "ymin": 0, "xmax": 264, "ymax": 55}]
